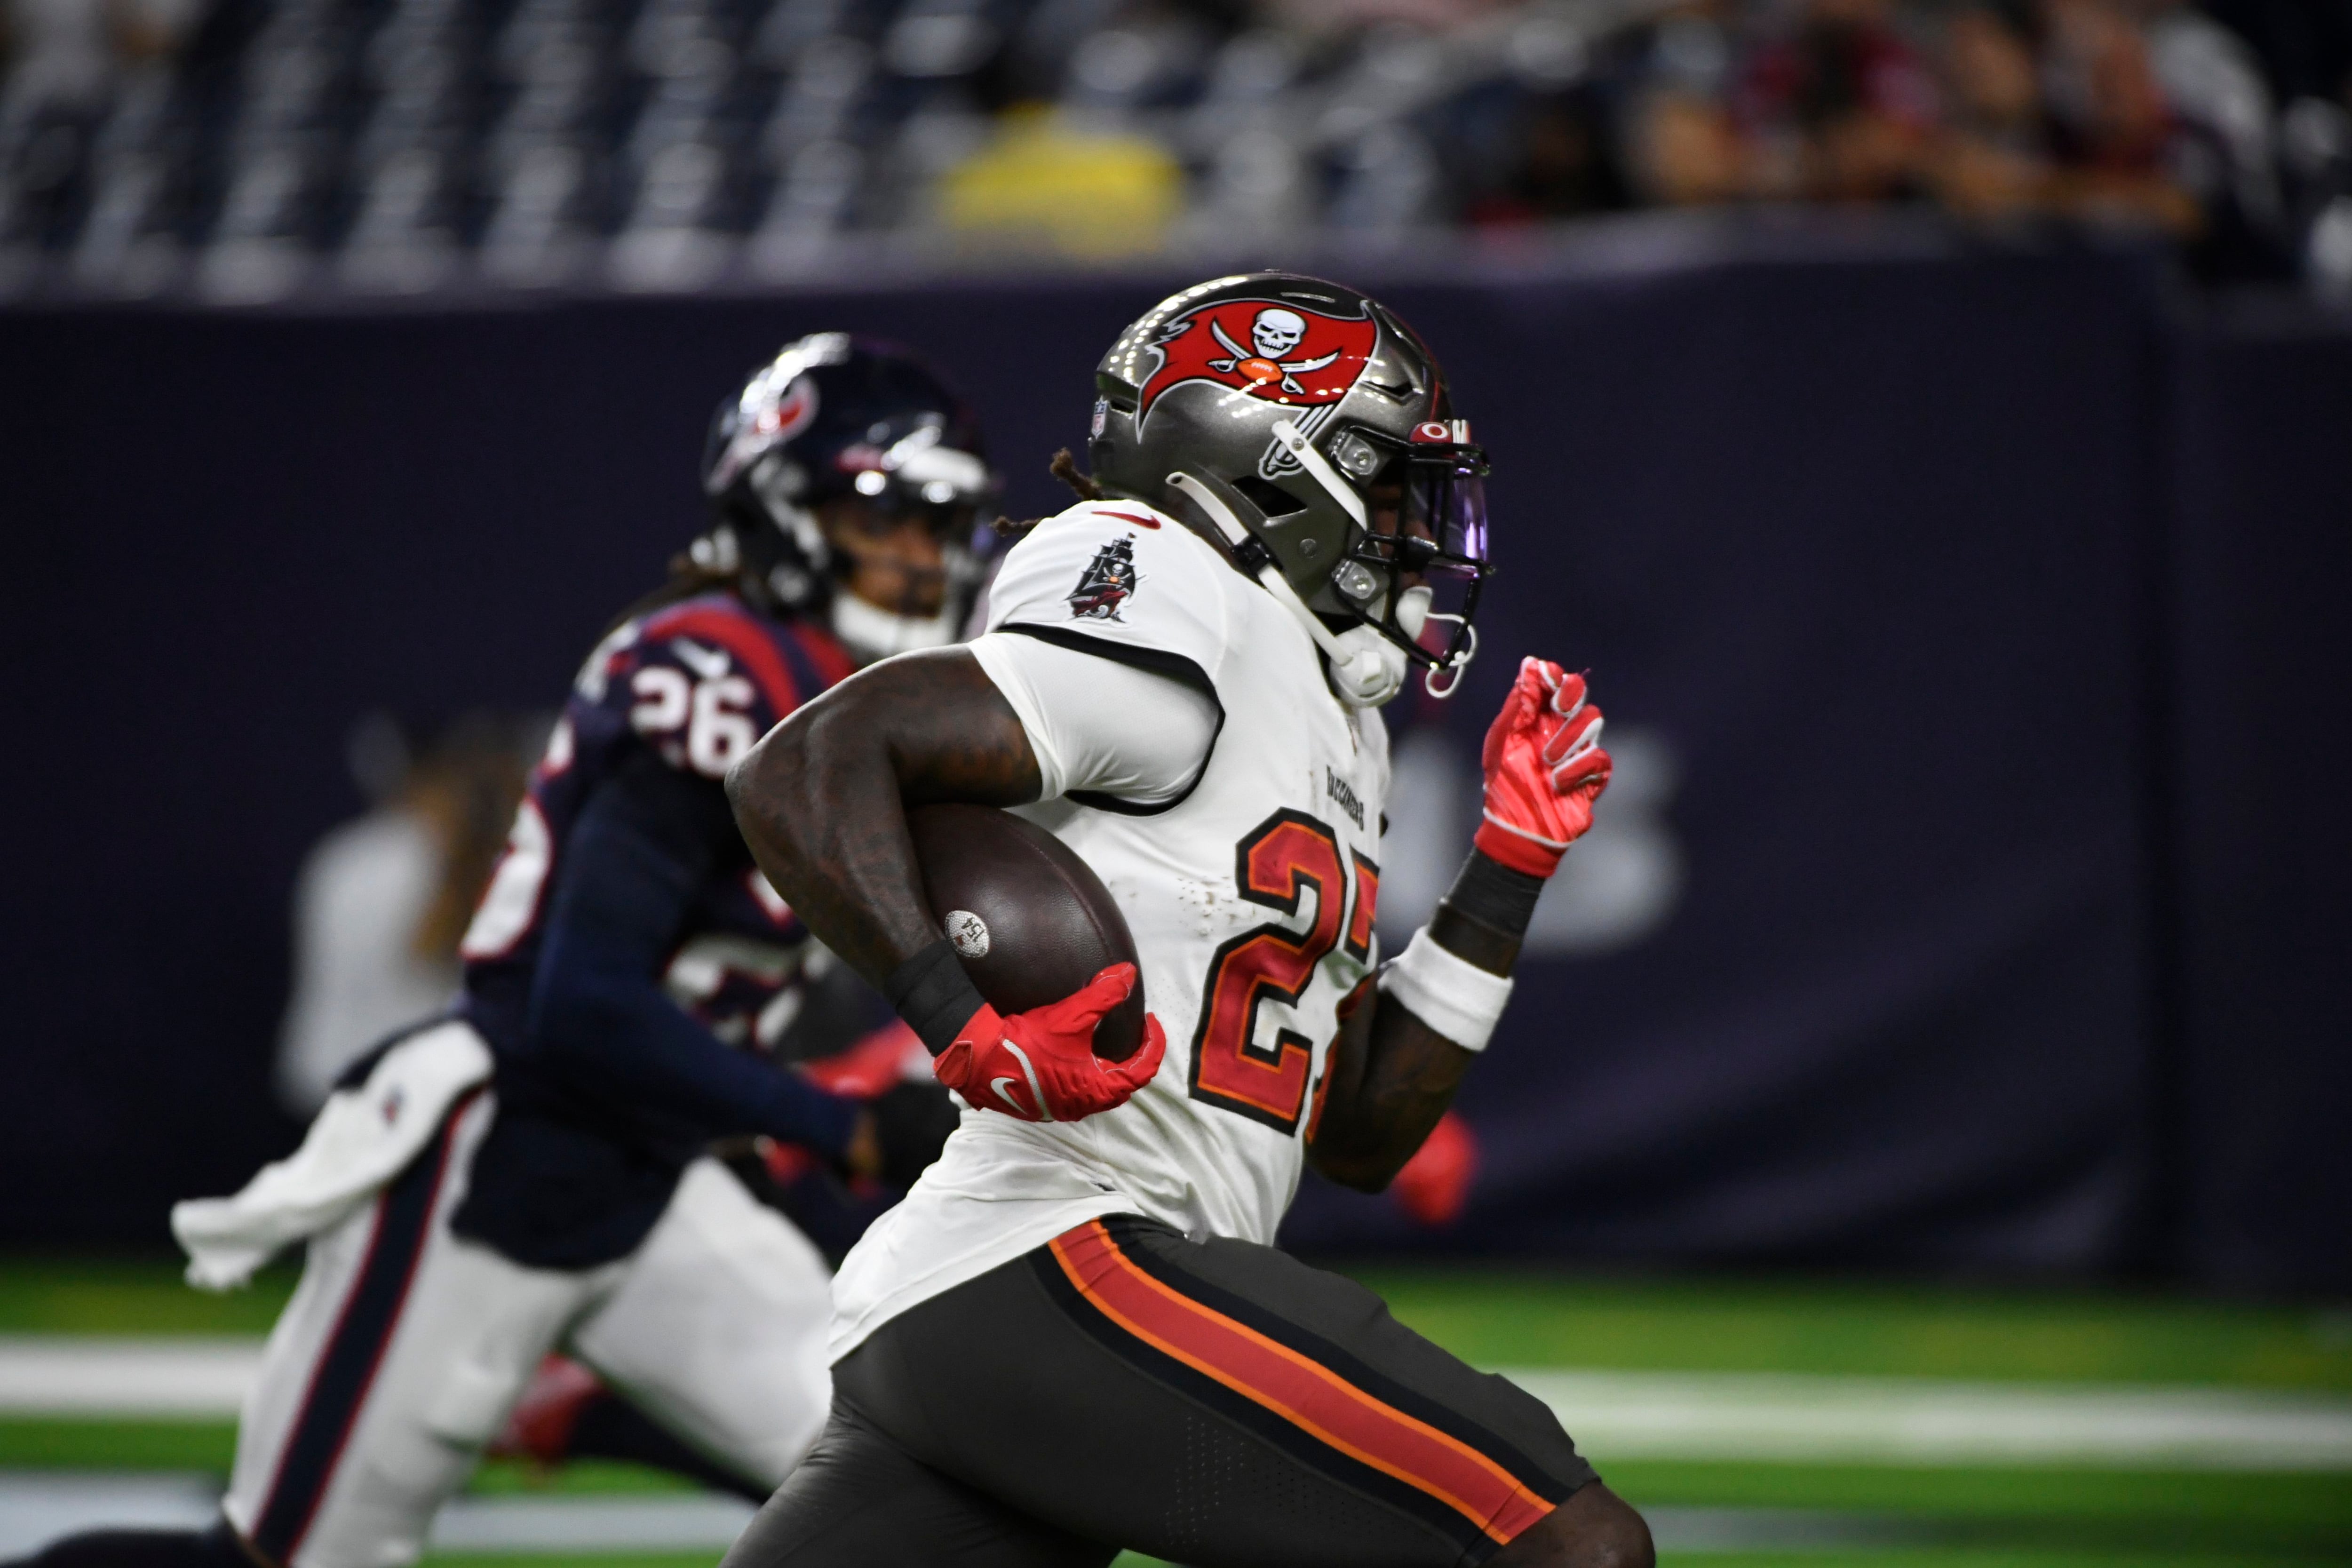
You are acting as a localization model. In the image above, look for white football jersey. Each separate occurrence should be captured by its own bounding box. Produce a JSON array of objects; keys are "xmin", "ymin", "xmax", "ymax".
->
[{"xmin": 828, "ymin": 499, "xmax": 1389, "ymax": 1359}]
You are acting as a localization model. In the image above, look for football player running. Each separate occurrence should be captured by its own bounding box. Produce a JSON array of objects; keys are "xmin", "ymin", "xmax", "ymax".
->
[
  {"xmin": 8, "ymin": 338, "xmax": 987, "ymax": 1568},
  {"xmin": 724, "ymin": 277, "xmax": 1650, "ymax": 1568}
]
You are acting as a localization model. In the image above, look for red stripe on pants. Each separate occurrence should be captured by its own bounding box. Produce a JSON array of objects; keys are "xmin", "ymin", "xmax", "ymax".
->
[{"xmin": 1047, "ymin": 1221, "xmax": 1555, "ymax": 1548}]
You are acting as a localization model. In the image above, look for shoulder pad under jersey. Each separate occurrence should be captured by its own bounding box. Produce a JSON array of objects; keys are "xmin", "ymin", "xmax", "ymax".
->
[{"xmin": 981, "ymin": 501, "xmax": 1236, "ymax": 690}]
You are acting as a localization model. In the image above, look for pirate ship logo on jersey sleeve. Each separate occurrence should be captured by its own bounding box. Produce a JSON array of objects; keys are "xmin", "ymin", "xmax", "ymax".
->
[
  {"xmin": 1068, "ymin": 535, "xmax": 1139, "ymax": 621},
  {"xmin": 1135, "ymin": 300, "xmax": 1380, "ymax": 426}
]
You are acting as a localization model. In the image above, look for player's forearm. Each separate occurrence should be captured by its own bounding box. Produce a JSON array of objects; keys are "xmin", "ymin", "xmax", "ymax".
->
[
  {"xmin": 726, "ymin": 696, "xmax": 936, "ymax": 989},
  {"xmin": 725, "ymin": 649, "xmax": 1041, "ymax": 992},
  {"xmin": 524, "ymin": 777, "xmax": 866, "ymax": 1156},
  {"xmin": 1306, "ymin": 857, "xmax": 1535, "ymax": 1190},
  {"xmin": 532, "ymin": 967, "xmax": 861, "ymax": 1155},
  {"xmin": 1308, "ymin": 1002, "xmax": 1473, "ymax": 1191}
]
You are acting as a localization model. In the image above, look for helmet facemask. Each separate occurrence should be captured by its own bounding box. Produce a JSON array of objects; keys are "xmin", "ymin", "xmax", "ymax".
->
[
  {"xmin": 1320, "ymin": 422, "xmax": 1491, "ymax": 698},
  {"xmin": 1180, "ymin": 417, "xmax": 1491, "ymax": 704},
  {"xmin": 822, "ymin": 462, "xmax": 996, "ymax": 661}
]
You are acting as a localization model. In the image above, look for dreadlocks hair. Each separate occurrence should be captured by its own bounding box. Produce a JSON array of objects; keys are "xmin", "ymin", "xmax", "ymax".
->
[
  {"xmin": 602, "ymin": 523, "xmax": 759, "ymax": 634},
  {"xmin": 994, "ymin": 448, "xmax": 1108, "ymax": 539},
  {"xmin": 1049, "ymin": 447, "xmax": 1105, "ymax": 502}
]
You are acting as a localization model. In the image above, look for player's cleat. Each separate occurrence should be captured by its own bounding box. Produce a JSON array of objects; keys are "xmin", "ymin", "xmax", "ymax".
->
[
  {"xmin": 488, "ymin": 1354, "xmax": 604, "ymax": 1467},
  {"xmin": 1474, "ymin": 657, "xmax": 1613, "ymax": 879},
  {"xmin": 931, "ymin": 965, "xmax": 1166, "ymax": 1122}
]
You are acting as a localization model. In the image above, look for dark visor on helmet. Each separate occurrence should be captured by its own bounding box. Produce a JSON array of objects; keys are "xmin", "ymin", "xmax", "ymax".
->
[{"xmin": 1346, "ymin": 431, "xmax": 1492, "ymax": 673}]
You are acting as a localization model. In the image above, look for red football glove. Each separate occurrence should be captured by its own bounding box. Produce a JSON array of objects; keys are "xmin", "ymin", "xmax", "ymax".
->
[
  {"xmin": 1391, "ymin": 1110, "xmax": 1479, "ymax": 1228},
  {"xmin": 799, "ymin": 1020, "xmax": 929, "ymax": 1099},
  {"xmin": 1473, "ymin": 657, "xmax": 1612, "ymax": 879},
  {"xmin": 933, "ymin": 964, "xmax": 1167, "ymax": 1122}
]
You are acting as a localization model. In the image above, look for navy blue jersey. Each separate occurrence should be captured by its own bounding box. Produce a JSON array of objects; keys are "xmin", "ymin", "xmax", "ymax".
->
[{"xmin": 450, "ymin": 590, "xmax": 865, "ymax": 1268}]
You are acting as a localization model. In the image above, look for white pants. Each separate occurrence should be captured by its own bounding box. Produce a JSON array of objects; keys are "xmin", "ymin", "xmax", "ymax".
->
[{"xmin": 221, "ymin": 1093, "xmax": 834, "ymax": 1568}]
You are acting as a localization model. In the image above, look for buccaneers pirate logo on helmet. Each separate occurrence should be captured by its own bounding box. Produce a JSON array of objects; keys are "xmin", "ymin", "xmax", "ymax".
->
[{"xmin": 1138, "ymin": 300, "xmax": 1379, "ymax": 414}]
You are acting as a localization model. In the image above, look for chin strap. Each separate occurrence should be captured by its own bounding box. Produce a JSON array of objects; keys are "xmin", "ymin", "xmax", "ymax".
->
[
  {"xmin": 830, "ymin": 590, "xmax": 960, "ymax": 665},
  {"xmin": 1165, "ymin": 470, "xmax": 1407, "ymax": 708}
]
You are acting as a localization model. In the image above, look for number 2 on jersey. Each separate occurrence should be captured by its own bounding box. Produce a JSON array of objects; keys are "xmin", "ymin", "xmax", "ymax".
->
[{"xmin": 1188, "ymin": 809, "xmax": 1374, "ymax": 1134}]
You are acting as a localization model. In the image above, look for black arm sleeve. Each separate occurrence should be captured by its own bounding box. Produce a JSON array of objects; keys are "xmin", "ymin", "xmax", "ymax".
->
[{"xmin": 521, "ymin": 749, "xmax": 860, "ymax": 1159}]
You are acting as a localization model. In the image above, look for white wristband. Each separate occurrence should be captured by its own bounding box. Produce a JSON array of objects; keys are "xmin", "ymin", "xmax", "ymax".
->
[{"xmin": 1377, "ymin": 926, "xmax": 1515, "ymax": 1052}]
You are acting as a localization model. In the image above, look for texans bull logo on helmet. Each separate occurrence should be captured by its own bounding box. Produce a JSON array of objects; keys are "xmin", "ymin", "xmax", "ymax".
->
[{"xmin": 1136, "ymin": 300, "xmax": 1381, "ymax": 426}]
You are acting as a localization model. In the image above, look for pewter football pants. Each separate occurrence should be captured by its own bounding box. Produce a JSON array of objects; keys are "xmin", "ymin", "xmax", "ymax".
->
[{"xmin": 724, "ymin": 1213, "xmax": 1595, "ymax": 1568}]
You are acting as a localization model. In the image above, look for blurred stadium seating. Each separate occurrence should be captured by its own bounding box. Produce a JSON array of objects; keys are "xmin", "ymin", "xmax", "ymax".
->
[{"xmin": 2, "ymin": 0, "xmax": 2352, "ymax": 300}]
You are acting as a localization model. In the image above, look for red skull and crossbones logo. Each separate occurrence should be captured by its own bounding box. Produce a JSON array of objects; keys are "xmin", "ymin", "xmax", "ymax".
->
[{"xmin": 1136, "ymin": 299, "xmax": 1379, "ymax": 423}]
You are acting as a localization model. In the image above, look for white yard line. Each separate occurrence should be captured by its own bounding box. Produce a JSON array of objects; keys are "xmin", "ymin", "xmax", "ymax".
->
[
  {"xmin": 0, "ymin": 1477, "xmax": 1925, "ymax": 1558},
  {"xmin": 5, "ymin": 1337, "xmax": 2350, "ymax": 1471},
  {"xmin": 0, "ymin": 1475, "xmax": 221, "ymax": 1556},
  {"xmin": 1503, "ymin": 1367, "xmax": 2352, "ymax": 1471},
  {"xmin": 0, "ymin": 1477, "xmax": 763, "ymax": 1557},
  {"xmin": 429, "ymin": 1496, "xmax": 757, "ymax": 1552},
  {"xmin": 0, "ymin": 1339, "xmax": 261, "ymax": 1417}
]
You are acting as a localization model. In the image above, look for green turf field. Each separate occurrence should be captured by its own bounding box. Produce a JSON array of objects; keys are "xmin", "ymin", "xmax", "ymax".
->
[{"xmin": 5, "ymin": 1258, "xmax": 2348, "ymax": 1567}]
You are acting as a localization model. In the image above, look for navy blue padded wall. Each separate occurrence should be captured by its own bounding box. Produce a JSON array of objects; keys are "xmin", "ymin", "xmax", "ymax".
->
[
  {"xmin": 1, "ymin": 244, "xmax": 2342, "ymax": 1292},
  {"xmin": 2166, "ymin": 303, "xmax": 2352, "ymax": 1297}
]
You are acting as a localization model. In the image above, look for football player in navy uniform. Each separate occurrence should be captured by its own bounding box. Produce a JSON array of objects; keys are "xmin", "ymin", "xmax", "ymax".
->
[{"xmin": 10, "ymin": 336, "xmax": 990, "ymax": 1568}]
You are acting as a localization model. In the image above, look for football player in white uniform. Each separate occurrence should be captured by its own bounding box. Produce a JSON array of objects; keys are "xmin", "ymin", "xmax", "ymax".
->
[{"xmin": 724, "ymin": 275, "xmax": 1649, "ymax": 1568}]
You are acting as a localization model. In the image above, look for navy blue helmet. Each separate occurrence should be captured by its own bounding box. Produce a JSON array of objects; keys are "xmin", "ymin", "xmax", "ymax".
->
[{"xmin": 700, "ymin": 334, "xmax": 1000, "ymax": 656}]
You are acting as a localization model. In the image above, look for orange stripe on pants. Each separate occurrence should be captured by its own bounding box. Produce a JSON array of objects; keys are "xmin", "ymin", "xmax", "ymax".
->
[{"xmin": 1047, "ymin": 1221, "xmax": 1555, "ymax": 1548}]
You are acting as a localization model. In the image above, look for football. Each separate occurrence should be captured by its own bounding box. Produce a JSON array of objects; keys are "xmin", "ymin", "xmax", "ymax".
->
[{"xmin": 907, "ymin": 803, "xmax": 1148, "ymax": 1061}]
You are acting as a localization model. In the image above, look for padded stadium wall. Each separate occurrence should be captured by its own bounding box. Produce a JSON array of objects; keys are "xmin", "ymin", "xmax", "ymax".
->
[{"xmin": 2, "ymin": 224, "xmax": 2345, "ymax": 1295}]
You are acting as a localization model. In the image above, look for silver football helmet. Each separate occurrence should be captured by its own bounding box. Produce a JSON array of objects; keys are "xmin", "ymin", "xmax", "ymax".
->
[{"xmin": 1088, "ymin": 272, "xmax": 1490, "ymax": 705}]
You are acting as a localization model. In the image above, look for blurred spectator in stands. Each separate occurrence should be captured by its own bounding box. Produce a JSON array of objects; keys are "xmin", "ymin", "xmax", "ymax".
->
[
  {"xmin": 1439, "ymin": 0, "xmax": 1646, "ymax": 223},
  {"xmin": 1928, "ymin": 0, "xmax": 2056, "ymax": 215},
  {"xmin": 2038, "ymin": 0, "xmax": 2201, "ymax": 231},
  {"xmin": 1456, "ymin": 76, "xmax": 1629, "ymax": 223},
  {"xmin": 3, "ymin": 0, "xmax": 2342, "ymax": 294},
  {"xmin": 1920, "ymin": 0, "xmax": 2286, "ymax": 273},
  {"xmin": 275, "ymin": 711, "xmax": 532, "ymax": 1114},
  {"xmin": 1614, "ymin": 0, "xmax": 1749, "ymax": 205},
  {"xmin": 1734, "ymin": 0, "xmax": 1939, "ymax": 203}
]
